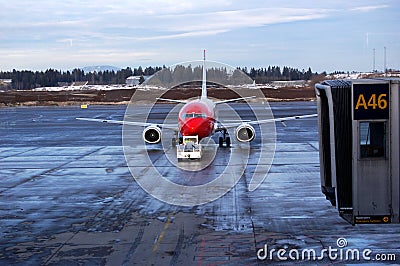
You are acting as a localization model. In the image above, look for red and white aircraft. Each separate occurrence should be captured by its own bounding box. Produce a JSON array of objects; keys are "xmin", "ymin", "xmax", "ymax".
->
[{"xmin": 77, "ymin": 51, "xmax": 316, "ymax": 151}]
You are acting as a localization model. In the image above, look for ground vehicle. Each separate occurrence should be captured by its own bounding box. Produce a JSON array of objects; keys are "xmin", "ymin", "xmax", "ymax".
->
[{"xmin": 177, "ymin": 136, "xmax": 202, "ymax": 160}]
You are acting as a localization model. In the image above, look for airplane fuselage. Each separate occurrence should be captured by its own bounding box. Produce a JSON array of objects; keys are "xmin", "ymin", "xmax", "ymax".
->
[{"xmin": 178, "ymin": 98, "xmax": 216, "ymax": 139}]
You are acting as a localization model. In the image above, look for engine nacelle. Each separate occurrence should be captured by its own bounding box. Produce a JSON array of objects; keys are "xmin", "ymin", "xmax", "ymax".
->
[
  {"xmin": 142, "ymin": 125, "xmax": 162, "ymax": 144},
  {"xmin": 235, "ymin": 123, "xmax": 255, "ymax": 142}
]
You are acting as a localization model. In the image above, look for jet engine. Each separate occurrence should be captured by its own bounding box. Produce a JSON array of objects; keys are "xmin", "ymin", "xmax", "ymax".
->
[
  {"xmin": 142, "ymin": 125, "xmax": 162, "ymax": 144},
  {"xmin": 235, "ymin": 124, "xmax": 255, "ymax": 142}
]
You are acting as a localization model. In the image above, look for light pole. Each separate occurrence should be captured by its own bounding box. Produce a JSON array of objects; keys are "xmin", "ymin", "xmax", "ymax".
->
[
  {"xmin": 373, "ymin": 48, "xmax": 376, "ymax": 72},
  {"xmin": 384, "ymin": 46, "xmax": 387, "ymax": 76}
]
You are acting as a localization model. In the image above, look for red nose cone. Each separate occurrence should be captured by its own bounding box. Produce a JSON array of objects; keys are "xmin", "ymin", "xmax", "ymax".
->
[
  {"xmin": 181, "ymin": 118, "xmax": 213, "ymax": 139},
  {"xmin": 181, "ymin": 118, "xmax": 201, "ymax": 136}
]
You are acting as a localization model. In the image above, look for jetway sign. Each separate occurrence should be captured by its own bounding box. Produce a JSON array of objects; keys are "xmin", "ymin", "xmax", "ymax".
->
[
  {"xmin": 355, "ymin": 215, "xmax": 391, "ymax": 224},
  {"xmin": 353, "ymin": 83, "xmax": 390, "ymax": 120}
]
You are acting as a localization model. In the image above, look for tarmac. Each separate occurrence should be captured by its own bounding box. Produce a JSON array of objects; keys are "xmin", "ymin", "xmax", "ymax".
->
[{"xmin": 0, "ymin": 102, "xmax": 399, "ymax": 265}]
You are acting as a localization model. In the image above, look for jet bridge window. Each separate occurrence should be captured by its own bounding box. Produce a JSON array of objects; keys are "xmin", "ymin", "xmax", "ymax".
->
[{"xmin": 359, "ymin": 122, "xmax": 386, "ymax": 158}]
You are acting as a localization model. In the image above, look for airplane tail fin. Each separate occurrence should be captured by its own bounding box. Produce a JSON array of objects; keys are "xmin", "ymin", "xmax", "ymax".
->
[{"xmin": 201, "ymin": 49, "xmax": 207, "ymax": 100}]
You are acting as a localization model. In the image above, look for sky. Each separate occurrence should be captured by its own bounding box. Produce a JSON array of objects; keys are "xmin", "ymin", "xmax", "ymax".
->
[{"xmin": 0, "ymin": 0, "xmax": 399, "ymax": 72}]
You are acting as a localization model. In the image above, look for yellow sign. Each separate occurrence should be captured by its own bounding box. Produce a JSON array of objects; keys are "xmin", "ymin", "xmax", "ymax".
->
[
  {"xmin": 353, "ymin": 83, "xmax": 389, "ymax": 120},
  {"xmin": 80, "ymin": 104, "xmax": 88, "ymax": 109},
  {"xmin": 355, "ymin": 93, "xmax": 388, "ymax": 110}
]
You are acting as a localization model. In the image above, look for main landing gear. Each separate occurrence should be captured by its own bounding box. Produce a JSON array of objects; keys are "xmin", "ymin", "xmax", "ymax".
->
[{"xmin": 218, "ymin": 129, "xmax": 230, "ymax": 148}]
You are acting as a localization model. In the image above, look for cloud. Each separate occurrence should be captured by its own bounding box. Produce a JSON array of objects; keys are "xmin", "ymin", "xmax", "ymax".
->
[
  {"xmin": 350, "ymin": 5, "xmax": 389, "ymax": 12},
  {"xmin": 167, "ymin": 8, "xmax": 327, "ymax": 30},
  {"xmin": 0, "ymin": 4, "xmax": 331, "ymax": 47},
  {"xmin": 1, "ymin": 1, "xmax": 399, "ymax": 71},
  {"xmin": 133, "ymin": 7, "xmax": 329, "ymax": 41},
  {"xmin": 135, "ymin": 30, "xmax": 228, "ymax": 41}
]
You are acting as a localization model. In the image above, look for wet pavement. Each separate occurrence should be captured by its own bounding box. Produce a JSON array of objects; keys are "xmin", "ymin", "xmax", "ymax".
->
[{"xmin": 0, "ymin": 102, "xmax": 399, "ymax": 265}]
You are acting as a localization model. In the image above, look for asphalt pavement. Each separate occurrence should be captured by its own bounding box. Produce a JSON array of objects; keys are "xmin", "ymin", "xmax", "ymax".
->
[{"xmin": 1, "ymin": 102, "xmax": 399, "ymax": 265}]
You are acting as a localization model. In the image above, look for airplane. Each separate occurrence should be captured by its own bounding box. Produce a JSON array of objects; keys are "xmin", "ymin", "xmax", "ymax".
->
[{"xmin": 77, "ymin": 50, "xmax": 317, "ymax": 159}]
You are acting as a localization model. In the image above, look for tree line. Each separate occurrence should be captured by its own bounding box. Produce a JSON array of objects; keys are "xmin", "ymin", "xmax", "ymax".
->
[
  {"xmin": 147, "ymin": 65, "xmax": 253, "ymax": 88},
  {"xmin": 0, "ymin": 66, "xmax": 163, "ymax": 90},
  {"xmin": 240, "ymin": 66, "xmax": 319, "ymax": 83},
  {"xmin": 0, "ymin": 65, "xmax": 319, "ymax": 90}
]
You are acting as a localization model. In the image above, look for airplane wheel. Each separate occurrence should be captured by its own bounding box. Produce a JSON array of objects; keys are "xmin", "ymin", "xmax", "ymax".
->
[
  {"xmin": 219, "ymin": 137, "xmax": 224, "ymax": 147},
  {"xmin": 226, "ymin": 136, "xmax": 231, "ymax": 147}
]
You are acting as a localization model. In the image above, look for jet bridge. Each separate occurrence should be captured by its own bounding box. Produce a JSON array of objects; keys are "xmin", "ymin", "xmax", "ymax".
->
[{"xmin": 315, "ymin": 78, "xmax": 400, "ymax": 224}]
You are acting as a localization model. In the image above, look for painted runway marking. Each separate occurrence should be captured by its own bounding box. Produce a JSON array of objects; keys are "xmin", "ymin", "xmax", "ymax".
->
[
  {"xmin": 197, "ymin": 236, "xmax": 206, "ymax": 266},
  {"xmin": 152, "ymin": 212, "xmax": 174, "ymax": 252}
]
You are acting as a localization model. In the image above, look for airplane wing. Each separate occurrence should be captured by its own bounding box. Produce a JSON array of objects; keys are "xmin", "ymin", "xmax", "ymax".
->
[
  {"xmin": 214, "ymin": 96, "xmax": 256, "ymax": 105},
  {"xmin": 156, "ymin": 98, "xmax": 188, "ymax": 104},
  {"xmin": 76, "ymin": 118, "xmax": 178, "ymax": 130},
  {"xmin": 217, "ymin": 114, "xmax": 318, "ymax": 128}
]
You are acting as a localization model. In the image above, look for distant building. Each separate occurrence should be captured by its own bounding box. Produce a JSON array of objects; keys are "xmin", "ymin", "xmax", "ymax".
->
[
  {"xmin": 271, "ymin": 80, "xmax": 307, "ymax": 87},
  {"xmin": 57, "ymin": 82, "xmax": 69, "ymax": 87},
  {"xmin": 125, "ymin": 75, "xmax": 151, "ymax": 86},
  {"xmin": 0, "ymin": 79, "xmax": 12, "ymax": 90},
  {"xmin": 0, "ymin": 79, "xmax": 12, "ymax": 84},
  {"xmin": 126, "ymin": 76, "xmax": 142, "ymax": 86},
  {"xmin": 71, "ymin": 81, "xmax": 89, "ymax": 87}
]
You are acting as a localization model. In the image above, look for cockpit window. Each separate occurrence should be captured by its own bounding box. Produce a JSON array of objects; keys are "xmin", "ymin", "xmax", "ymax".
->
[{"xmin": 181, "ymin": 113, "xmax": 207, "ymax": 119}]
